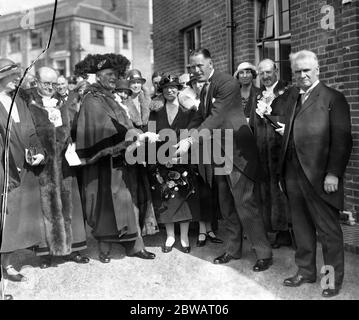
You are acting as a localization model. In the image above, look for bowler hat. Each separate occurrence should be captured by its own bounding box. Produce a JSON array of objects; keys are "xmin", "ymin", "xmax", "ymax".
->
[
  {"xmin": 158, "ymin": 74, "xmax": 183, "ymax": 93},
  {"xmin": 116, "ymin": 79, "xmax": 133, "ymax": 95},
  {"xmin": 126, "ymin": 69, "xmax": 146, "ymax": 84},
  {"xmin": 0, "ymin": 58, "xmax": 21, "ymax": 80}
]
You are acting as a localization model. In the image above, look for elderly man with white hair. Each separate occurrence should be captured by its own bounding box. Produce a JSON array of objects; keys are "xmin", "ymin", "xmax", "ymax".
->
[{"xmin": 276, "ymin": 50, "xmax": 352, "ymax": 298}]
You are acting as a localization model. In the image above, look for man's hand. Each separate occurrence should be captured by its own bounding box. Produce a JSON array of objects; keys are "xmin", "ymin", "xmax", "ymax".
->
[
  {"xmin": 138, "ymin": 132, "xmax": 160, "ymax": 143},
  {"xmin": 173, "ymin": 138, "xmax": 192, "ymax": 157},
  {"xmin": 324, "ymin": 173, "xmax": 339, "ymax": 193},
  {"xmin": 275, "ymin": 122, "xmax": 285, "ymax": 136},
  {"xmin": 30, "ymin": 154, "xmax": 45, "ymax": 166}
]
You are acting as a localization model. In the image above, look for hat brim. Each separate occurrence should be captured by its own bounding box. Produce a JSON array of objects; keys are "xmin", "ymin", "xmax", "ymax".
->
[
  {"xmin": 158, "ymin": 83, "xmax": 183, "ymax": 93},
  {"xmin": 116, "ymin": 88, "xmax": 133, "ymax": 96},
  {"xmin": 129, "ymin": 78, "xmax": 146, "ymax": 84},
  {"xmin": 0, "ymin": 65, "xmax": 21, "ymax": 80}
]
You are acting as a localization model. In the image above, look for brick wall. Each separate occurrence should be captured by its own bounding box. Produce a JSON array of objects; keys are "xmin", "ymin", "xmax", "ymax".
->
[
  {"xmin": 291, "ymin": 0, "xmax": 359, "ymax": 217},
  {"xmin": 153, "ymin": 0, "xmax": 359, "ymax": 217}
]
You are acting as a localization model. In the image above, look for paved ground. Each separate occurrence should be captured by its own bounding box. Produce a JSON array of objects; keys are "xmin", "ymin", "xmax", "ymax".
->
[{"xmin": 3, "ymin": 223, "xmax": 359, "ymax": 300}]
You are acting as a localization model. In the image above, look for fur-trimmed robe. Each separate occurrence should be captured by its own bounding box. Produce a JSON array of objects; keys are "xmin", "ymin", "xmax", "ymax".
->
[
  {"xmin": 124, "ymin": 90, "xmax": 151, "ymax": 129},
  {"xmin": 26, "ymin": 89, "xmax": 86, "ymax": 256}
]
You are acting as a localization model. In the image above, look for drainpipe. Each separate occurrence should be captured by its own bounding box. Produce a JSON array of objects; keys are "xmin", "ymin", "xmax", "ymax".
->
[{"xmin": 226, "ymin": 0, "xmax": 236, "ymax": 75}]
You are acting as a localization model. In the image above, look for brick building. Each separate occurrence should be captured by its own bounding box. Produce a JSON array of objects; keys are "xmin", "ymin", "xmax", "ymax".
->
[
  {"xmin": 0, "ymin": 0, "xmax": 153, "ymax": 80},
  {"xmin": 153, "ymin": 0, "xmax": 359, "ymax": 220}
]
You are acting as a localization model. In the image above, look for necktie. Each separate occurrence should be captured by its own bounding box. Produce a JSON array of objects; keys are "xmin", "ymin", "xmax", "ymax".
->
[{"xmin": 200, "ymin": 81, "xmax": 210, "ymax": 115}]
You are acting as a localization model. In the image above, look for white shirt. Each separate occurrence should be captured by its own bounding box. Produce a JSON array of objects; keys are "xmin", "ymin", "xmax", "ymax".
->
[
  {"xmin": 264, "ymin": 80, "xmax": 279, "ymax": 94},
  {"xmin": 0, "ymin": 92, "xmax": 20, "ymax": 123},
  {"xmin": 299, "ymin": 80, "xmax": 320, "ymax": 104}
]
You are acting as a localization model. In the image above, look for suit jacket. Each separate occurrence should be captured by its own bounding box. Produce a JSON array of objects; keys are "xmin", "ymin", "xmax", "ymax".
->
[
  {"xmin": 188, "ymin": 70, "xmax": 261, "ymax": 185},
  {"xmin": 279, "ymin": 82, "xmax": 352, "ymax": 210}
]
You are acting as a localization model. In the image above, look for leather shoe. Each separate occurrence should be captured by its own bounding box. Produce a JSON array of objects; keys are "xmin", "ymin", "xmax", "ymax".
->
[
  {"xmin": 4, "ymin": 272, "xmax": 27, "ymax": 282},
  {"xmin": 39, "ymin": 256, "xmax": 52, "ymax": 269},
  {"xmin": 253, "ymin": 258, "xmax": 273, "ymax": 272},
  {"xmin": 322, "ymin": 288, "xmax": 340, "ymax": 298},
  {"xmin": 283, "ymin": 274, "xmax": 316, "ymax": 287},
  {"xmin": 4, "ymin": 294, "xmax": 14, "ymax": 300},
  {"xmin": 99, "ymin": 252, "xmax": 111, "ymax": 263},
  {"xmin": 207, "ymin": 231, "xmax": 223, "ymax": 244},
  {"xmin": 67, "ymin": 253, "xmax": 90, "ymax": 264},
  {"xmin": 213, "ymin": 252, "xmax": 239, "ymax": 264},
  {"xmin": 132, "ymin": 249, "xmax": 156, "ymax": 259},
  {"xmin": 196, "ymin": 233, "xmax": 207, "ymax": 247},
  {"xmin": 180, "ymin": 245, "xmax": 191, "ymax": 253}
]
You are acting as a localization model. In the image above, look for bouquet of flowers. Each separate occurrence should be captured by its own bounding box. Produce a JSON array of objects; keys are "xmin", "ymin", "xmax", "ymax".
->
[
  {"xmin": 148, "ymin": 163, "xmax": 195, "ymax": 202},
  {"xmin": 255, "ymin": 91, "xmax": 276, "ymax": 118}
]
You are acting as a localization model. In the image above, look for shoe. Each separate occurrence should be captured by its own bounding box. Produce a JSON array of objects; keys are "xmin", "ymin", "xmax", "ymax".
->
[
  {"xmin": 162, "ymin": 245, "xmax": 173, "ymax": 253},
  {"xmin": 283, "ymin": 274, "xmax": 316, "ymax": 287},
  {"xmin": 253, "ymin": 258, "xmax": 273, "ymax": 272},
  {"xmin": 99, "ymin": 252, "xmax": 111, "ymax": 263},
  {"xmin": 196, "ymin": 233, "xmax": 207, "ymax": 247},
  {"xmin": 132, "ymin": 249, "xmax": 156, "ymax": 260},
  {"xmin": 39, "ymin": 256, "xmax": 52, "ymax": 269},
  {"xmin": 4, "ymin": 294, "xmax": 14, "ymax": 300},
  {"xmin": 66, "ymin": 253, "xmax": 90, "ymax": 264},
  {"xmin": 322, "ymin": 288, "xmax": 340, "ymax": 298},
  {"xmin": 180, "ymin": 245, "xmax": 191, "ymax": 253},
  {"xmin": 213, "ymin": 252, "xmax": 239, "ymax": 264},
  {"xmin": 207, "ymin": 231, "xmax": 223, "ymax": 244},
  {"xmin": 271, "ymin": 242, "xmax": 281, "ymax": 249},
  {"xmin": 4, "ymin": 267, "xmax": 27, "ymax": 282},
  {"xmin": 271, "ymin": 230, "xmax": 292, "ymax": 249}
]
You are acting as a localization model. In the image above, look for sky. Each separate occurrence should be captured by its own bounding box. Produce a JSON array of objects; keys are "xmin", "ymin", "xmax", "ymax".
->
[{"xmin": 0, "ymin": 0, "xmax": 60, "ymax": 15}]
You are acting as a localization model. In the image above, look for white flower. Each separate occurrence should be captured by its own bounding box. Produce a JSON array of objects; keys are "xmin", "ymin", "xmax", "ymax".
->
[
  {"xmin": 256, "ymin": 99, "xmax": 272, "ymax": 118},
  {"xmin": 42, "ymin": 97, "xmax": 58, "ymax": 108}
]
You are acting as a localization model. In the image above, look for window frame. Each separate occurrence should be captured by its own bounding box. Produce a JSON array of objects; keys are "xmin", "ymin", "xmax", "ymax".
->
[
  {"xmin": 90, "ymin": 23, "xmax": 105, "ymax": 46},
  {"xmin": 256, "ymin": 0, "xmax": 292, "ymax": 83},
  {"xmin": 8, "ymin": 33, "xmax": 21, "ymax": 53},
  {"xmin": 183, "ymin": 23, "xmax": 202, "ymax": 72},
  {"xmin": 30, "ymin": 30, "xmax": 43, "ymax": 50},
  {"xmin": 122, "ymin": 29, "xmax": 129, "ymax": 50}
]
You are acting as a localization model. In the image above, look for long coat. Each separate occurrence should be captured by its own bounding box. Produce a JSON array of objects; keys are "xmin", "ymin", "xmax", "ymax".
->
[
  {"xmin": 124, "ymin": 90, "xmax": 151, "ymax": 130},
  {"xmin": 279, "ymin": 82, "xmax": 352, "ymax": 210},
  {"xmin": 26, "ymin": 89, "xmax": 87, "ymax": 256},
  {"xmin": 76, "ymin": 83, "xmax": 139, "ymax": 242},
  {"xmin": 188, "ymin": 70, "xmax": 261, "ymax": 187},
  {"xmin": 0, "ymin": 93, "xmax": 44, "ymax": 253},
  {"xmin": 248, "ymin": 80, "xmax": 290, "ymax": 231}
]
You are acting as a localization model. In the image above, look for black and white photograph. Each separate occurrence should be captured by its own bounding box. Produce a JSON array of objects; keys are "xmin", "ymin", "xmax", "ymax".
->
[{"xmin": 0, "ymin": 0, "xmax": 358, "ymax": 305}]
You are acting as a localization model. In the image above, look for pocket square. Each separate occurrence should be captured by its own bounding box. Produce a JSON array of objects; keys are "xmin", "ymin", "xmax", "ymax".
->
[{"xmin": 212, "ymin": 98, "xmax": 216, "ymax": 103}]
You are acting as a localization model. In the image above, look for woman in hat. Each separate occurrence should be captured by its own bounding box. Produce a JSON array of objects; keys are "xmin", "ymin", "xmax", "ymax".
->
[
  {"xmin": 75, "ymin": 54, "xmax": 158, "ymax": 263},
  {"xmin": 0, "ymin": 58, "xmax": 45, "ymax": 281},
  {"xmin": 233, "ymin": 62, "xmax": 261, "ymax": 121},
  {"xmin": 147, "ymin": 74, "xmax": 200, "ymax": 253},
  {"xmin": 125, "ymin": 69, "xmax": 151, "ymax": 130}
]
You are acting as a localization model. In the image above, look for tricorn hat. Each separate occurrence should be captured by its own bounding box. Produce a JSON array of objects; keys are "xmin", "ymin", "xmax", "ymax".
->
[
  {"xmin": 115, "ymin": 79, "xmax": 133, "ymax": 95},
  {"xmin": 158, "ymin": 74, "xmax": 183, "ymax": 93},
  {"xmin": 74, "ymin": 53, "xmax": 130, "ymax": 79},
  {"xmin": 126, "ymin": 69, "xmax": 146, "ymax": 84},
  {"xmin": 0, "ymin": 58, "xmax": 21, "ymax": 80}
]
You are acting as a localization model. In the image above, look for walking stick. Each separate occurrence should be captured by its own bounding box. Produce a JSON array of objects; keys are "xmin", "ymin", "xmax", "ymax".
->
[{"xmin": 0, "ymin": 0, "xmax": 58, "ymax": 300}]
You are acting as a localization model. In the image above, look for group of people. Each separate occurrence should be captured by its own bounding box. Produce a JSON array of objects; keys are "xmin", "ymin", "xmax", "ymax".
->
[{"xmin": 0, "ymin": 46, "xmax": 352, "ymax": 300}]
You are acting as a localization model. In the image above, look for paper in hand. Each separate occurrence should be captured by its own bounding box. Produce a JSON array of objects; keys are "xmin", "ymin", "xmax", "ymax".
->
[{"xmin": 65, "ymin": 143, "xmax": 82, "ymax": 166}]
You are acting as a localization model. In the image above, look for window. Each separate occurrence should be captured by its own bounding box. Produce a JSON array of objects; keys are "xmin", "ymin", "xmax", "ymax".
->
[
  {"xmin": 8, "ymin": 33, "xmax": 21, "ymax": 53},
  {"xmin": 90, "ymin": 24, "xmax": 104, "ymax": 45},
  {"xmin": 54, "ymin": 60, "xmax": 66, "ymax": 76},
  {"xmin": 122, "ymin": 29, "xmax": 129, "ymax": 49},
  {"xmin": 30, "ymin": 30, "xmax": 42, "ymax": 49},
  {"xmin": 183, "ymin": 23, "xmax": 201, "ymax": 71},
  {"xmin": 257, "ymin": 0, "xmax": 291, "ymax": 83},
  {"xmin": 54, "ymin": 23, "xmax": 66, "ymax": 48}
]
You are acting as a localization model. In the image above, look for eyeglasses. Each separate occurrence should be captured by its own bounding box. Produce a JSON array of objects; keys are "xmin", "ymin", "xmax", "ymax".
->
[{"xmin": 39, "ymin": 81, "xmax": 57, "ymax": 88}]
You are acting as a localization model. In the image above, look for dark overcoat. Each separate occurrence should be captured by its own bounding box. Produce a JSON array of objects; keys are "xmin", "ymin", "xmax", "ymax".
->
[{"xmin": 279, "ymin": 82, "xmax": 353, "ymax": 210}]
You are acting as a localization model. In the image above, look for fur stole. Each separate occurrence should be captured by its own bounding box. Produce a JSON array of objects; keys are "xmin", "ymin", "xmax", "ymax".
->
[
  {"xmin": 28, "ymin": 91, "xmax": 74, "ymax": 256},
  {"xmin": 125, "ymin": 90, "xmax": 151, "ymax": 128}
]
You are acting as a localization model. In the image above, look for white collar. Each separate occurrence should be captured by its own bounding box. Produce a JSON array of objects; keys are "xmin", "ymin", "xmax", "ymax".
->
[
  {"xmin": 265, "ymin": 80, "xmax": 279, "ymax": 93},
  {"xmin": 299, "ymin": 80, "xmax": 320, "ymax": 94},
  {"xmin": 208, "ymin": 69, "xmax": 214, "ymax": 81}
]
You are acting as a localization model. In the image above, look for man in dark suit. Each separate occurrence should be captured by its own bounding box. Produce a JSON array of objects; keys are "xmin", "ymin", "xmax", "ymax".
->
[
  {"xmin": 249, "ymin": 59, "xmax": 293, "ymax": 249},
  {"xmin": 276, "ymin": 50, "xmax": 352, "ymax": 297},
  {"xmin": 175, "ymin": 48, "xmax": 272, "ymax": 271}
]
